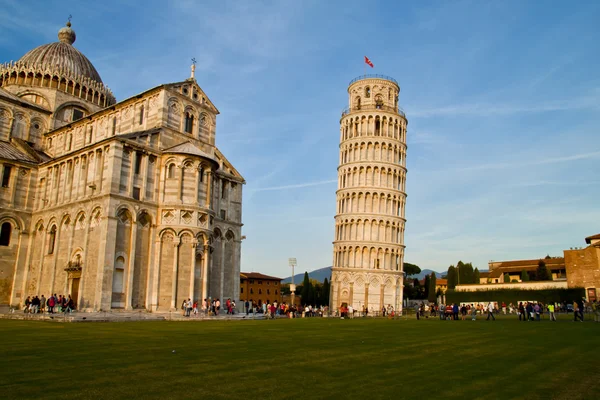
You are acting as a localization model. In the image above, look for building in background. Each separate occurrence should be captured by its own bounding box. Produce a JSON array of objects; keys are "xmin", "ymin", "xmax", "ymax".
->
[
  {"xmin": 330, "ymin": 74, "xmax": 407, "ymax": 313},
  {"xmin": 240, "ymin": 272, "xmax": 282, "ymax": 306},
  {"xmin": 0, "ymin": 21, "xmax": 244, "ymax": 311},
  {"xmin": 456, "ymin": 233, "xmax": 600, "ymax": 301}
]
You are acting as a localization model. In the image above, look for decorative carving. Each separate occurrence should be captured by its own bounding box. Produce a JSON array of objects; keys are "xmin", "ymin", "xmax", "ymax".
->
[
  {"xmin": 181, "ymin": 211, "xmax": 192, "ymax": 225},
  {"xmin": 163, "ymin": 210, "xmax": 175, "ymax": 223}
]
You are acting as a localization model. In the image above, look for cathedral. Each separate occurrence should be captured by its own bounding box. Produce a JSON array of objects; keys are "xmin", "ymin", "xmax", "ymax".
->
[{"xmin": 0, "ymin": 21, "xmax": 244, "ymax": 311}]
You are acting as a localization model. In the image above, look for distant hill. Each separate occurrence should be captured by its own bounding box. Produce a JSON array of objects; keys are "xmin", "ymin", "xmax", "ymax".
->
[
  {"xmin": 282, "ymin": 266, "xmax": 332, "ymax": 284},
  {"xmin": 411, "ymin": 269, "xmax": 443, "ymax": 280},
  {"xmin": 282, "ymin": 266, "xmax": 449, "ymax": 283}
]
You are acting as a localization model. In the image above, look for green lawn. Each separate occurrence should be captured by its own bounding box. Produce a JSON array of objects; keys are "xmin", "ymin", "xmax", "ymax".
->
[{"xmin": 0, "ymin": 315, "xmax": 598, "ymax": 400}]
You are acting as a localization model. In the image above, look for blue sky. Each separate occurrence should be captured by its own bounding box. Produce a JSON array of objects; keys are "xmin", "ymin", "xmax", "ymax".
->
[{"xmin": 3, "ymin": 0, "xmax": 599, "ymax": 277}]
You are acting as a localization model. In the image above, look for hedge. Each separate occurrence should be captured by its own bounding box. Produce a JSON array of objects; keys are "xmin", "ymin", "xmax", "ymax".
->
[{"xmin": 445, "ymin": 288, "xmax": 585, "ymax": 304}]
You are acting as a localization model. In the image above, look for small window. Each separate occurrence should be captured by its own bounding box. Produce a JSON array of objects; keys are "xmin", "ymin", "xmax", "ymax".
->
[
  {"xmin": 267, "ymin": 289, "xmax": 270, "ymax": 295},
  {"xmin": 112, "ymin": 117, "xmax": 117, "ymax": 135},
  {"xmin": 240, "ymin": 287, "xmax": 244, "ymax": 293},
  {"xmin": 365, "ymin": 87, "xmax": 371, "ymax": 98},
  {"xmin": 72, "ymin": 109, "xmax": 84, "ymax": 121},
  {"xmin": 199, "ymin": 166, "xmax": 204, "ymax": 183},
  {"xmin": 220, "ymin": 210, "xmax": 226, "ymax": 219},
  {"xmin": 167, "ymin": 164, "xmax": 175, "ymax": 179},
  {"xmin": 275, "ymin": 290, "xmax": 278, "ymax": 295},
  {"xmin": 135, "ymin": 152, "xmax": 142, "ymax": 175},
  {"xmin": 185, "ymin": 112, "xmax": 194, "ymax": 134},
  {"xmin": 275, "ymin": 282, "xmax": 278, "ymax": 286},
  {"xmin": 48, "ymin": 226, "xmax": 57, "ymax": 254},
  {"xmin": 0, "ymin": 222, "xmax": 11, "ymax": 246},
  {"xmin": 2, "ymin": 165, "xmax": 12, "ymax": 188},
  {"xmin": 258, "ymin": 289, "xmax": 262, "ymax": 294},
  {"xmin": 132, "ymin": 187, "xmax": 140, "ymax": 200},
  {"xmin": 250, "ymin": 288, "xmax": 253, "ymax": 294},
  {"xmin": 258, "ymin": 280, "xmax": 262, "ymax": 285},
  {"xmin": 88, "ymin": 126, "xmax": 93, "ymax": 143},
  {"xmin": 221, "ymin": 181, "xmax": 227, "ymax": 199},
  {"xmin": 139, "ymin": 105, "xmax": 144, "ymax": 125}
]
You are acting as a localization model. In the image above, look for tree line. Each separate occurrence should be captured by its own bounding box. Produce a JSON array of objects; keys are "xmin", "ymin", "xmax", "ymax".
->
[{"xmin": 281, "ymin": 272, "xmax": 330, "ymax": 306}]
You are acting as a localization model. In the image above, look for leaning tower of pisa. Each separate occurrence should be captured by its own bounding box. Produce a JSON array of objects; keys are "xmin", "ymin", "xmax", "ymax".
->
[{"xmin": 331, "ymin": 74, "xmax": 407, "ymax": 315}]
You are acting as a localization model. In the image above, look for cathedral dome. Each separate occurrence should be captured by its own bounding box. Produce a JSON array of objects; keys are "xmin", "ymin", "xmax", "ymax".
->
[{"xmin": 17, "ymin": 22, "xmax": 103, "ymax": 84}]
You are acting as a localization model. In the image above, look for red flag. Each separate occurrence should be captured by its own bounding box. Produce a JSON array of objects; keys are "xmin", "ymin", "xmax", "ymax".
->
[{"xmin": 364, "ymin": 56, "xmax": 374, "ymax": 68}]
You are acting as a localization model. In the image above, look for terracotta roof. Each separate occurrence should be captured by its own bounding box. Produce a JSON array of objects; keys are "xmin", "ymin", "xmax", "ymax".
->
[
  {"xmin": 163, "ymin": 141, "xmax": 217, "ymax": 163},
  {"xmin": 488, "ymin": 262, "xmax": 565, "ymax": 279},
  {"xmin": 493, "ymin": 258, "xmax": 565, "ymax": 269},
  {"xmin": 585, "ymin": 233, "xmax": 600, "ymax": 244},
  {"xmin": 0, "ymin": 140, "xmax": 44, "ymax": 164},
  {"xmin": 436, "ymin": 279, "xmax": 448, "ymax": 285},
  {"xmin": 240, "ymin": 272, "xmax": 282, "ymax": 281},
  {"xmin": 479, "ymin": 272, "xmax": 490, "ymax": 278}
]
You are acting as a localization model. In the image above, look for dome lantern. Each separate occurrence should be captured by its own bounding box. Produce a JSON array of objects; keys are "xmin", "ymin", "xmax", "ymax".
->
[{"xmin": 58, "ymin": 21, "xmax": 76, "ymax": 45}]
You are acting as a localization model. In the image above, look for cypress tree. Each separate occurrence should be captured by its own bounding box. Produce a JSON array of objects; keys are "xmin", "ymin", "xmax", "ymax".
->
[
  {"xmin": 322, "ymin": 278, "xmax": 330, "ymax": 306},
  {"xmin": 504, "ymin": 273, "xmax": 510, "ymax": 283},
  {"xmin": 447, "ymin": 266, "xmax": 457, "ymax": 289},
  {"xmin": 428, "ymin": 273, "xmax": 437, "ymax": 302},
  {"xmin": 535, "ymin": 260, "xmax": 551, "ymax": 281},
  {"xmin": 473, "ymin": 268, "xmax": 480, "ymax": 284},
  {"xmin": 301, "ymin": 272, "xmax": 310, "ymax": 305},
  {"xmin": 423, "ymin": 274, "xmax": 430, "ymax": 300},
  {"xmin": 521, "ymin": 270, "xmax": 530, "ymax": 282}
]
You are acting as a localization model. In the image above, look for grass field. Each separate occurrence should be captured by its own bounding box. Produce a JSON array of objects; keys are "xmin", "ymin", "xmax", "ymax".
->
[{"xmin": 1, "ymin": 315, "xmax": 599, "ymax": 400}]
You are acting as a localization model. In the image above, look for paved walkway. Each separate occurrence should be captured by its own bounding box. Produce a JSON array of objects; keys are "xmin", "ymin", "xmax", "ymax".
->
[{"xmin": 0, "ymin": 309, "xmax": 268, "ymax": 323}]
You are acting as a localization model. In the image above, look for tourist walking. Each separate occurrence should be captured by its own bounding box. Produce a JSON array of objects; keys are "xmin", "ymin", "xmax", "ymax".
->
[
  {"xmin": 452, "ymin": 303, "xmax": 459, "ymax": 320},
  {"xmin": 548, "ymin": 303, "xmax": 556, "ymax": 321},
  {"xmin": 534, "ymin": 303, "xmax": 541, "ymax": 321},
  {"xmin": 526, "ymin": 302, "xmax": 534, "ymax": 321},
  {"xmin": 574, "ymin": 300, "xmax": 582, "ymax": 322},
  {"xmin": 518, "ymin": 302, "xmax": 525, "ymax": 321},
  {"xmin": 471, "ymin": 306, "xmax": 477, "ymax": 321},
  {"xmin": 486, "ymin": 302, "xmax": 495, "ymax": 320},
  {"xmin": 40, "ymin": 295, "xmax": 46, "ymax": 313}
]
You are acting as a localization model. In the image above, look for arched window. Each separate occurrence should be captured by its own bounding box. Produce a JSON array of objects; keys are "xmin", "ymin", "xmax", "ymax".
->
[
  {"xmin": 355, "ymin": 97, "xmax": 361, "ymax": 110},
  {"xmin": 184, "ymin": 112, "xmax": 194, "ymax": 134},
  {"xmin": 167, "ymin": 164, "xmax": 175, "ymax": 179},
  {"xmin": 139, "ymin": 105, "xmax": 144, "ymax": 125},
  {"xmin": 365, "ymin": 87, "xmax": 371, "ymax": 98},
  {"xmin": 88, "ymin": 126, "xmax": 93, "ymax": 144},
  {"xmin": 199, "ymin": 166, "xmax": 204, "ymax": 183},
  {"xmin": 112, "ymin": 117, "xmax": 117, "ymax": 135},
  {"xmin": 2, "ymin": 164, "xmax": 12, "ymax": 188},
  {"xmin": 48, "ymin": 225, "xmax": 57, "ymax": 254},
  {"xmin": 0, "ymin": 222, "xmax": 11, "ymax": 246}
]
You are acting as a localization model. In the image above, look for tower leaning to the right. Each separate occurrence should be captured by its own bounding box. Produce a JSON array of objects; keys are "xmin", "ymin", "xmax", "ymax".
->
[{"xmin": 331, "ymin": 74, "xmax": 407, "ymax": 315}]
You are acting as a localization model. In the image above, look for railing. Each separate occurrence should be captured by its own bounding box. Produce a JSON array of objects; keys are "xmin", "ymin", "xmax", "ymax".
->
[
  {"xmin": 341, "ymin": 104, "xmax": 406, "ymax": 118},
  {"xmin": 349, "ymin": 74, "xmax": 399, "ymax": 86}
]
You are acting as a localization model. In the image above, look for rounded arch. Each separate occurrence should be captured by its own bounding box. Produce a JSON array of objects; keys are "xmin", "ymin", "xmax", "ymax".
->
[
  {"xmin": 159, "ymin": 228, "xmax": 177, "ymax": 241},
  {"xmin": 0, "ymin": 213, "xmax": 24, "ymax": 231}
]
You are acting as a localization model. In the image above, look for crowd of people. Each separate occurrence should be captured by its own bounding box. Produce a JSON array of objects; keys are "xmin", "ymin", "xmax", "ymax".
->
[
  {"xmin": 22, "ymin": 294, "xmax": 75, "ymax": 314},
  {"xmin": 412, "ymin": 298, "xmax": 600, "ymax": 322}
]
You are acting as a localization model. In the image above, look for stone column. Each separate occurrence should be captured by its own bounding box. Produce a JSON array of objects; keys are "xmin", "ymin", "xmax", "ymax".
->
[
  {"xmin": 95, "ymin": 215, "xmax": 116, "ymax": 311},
  {"xmin": 19, "ymin": 228, "xmax": 36, "ymax": 303},
  {"xmin": 205, "ymin": 171, "xmax": 212, "ymax": 208},
  {"xmin": 189, "ymin": 241, "xmax": 196, "ymax": 301},
  {"xmin": 349, "ymin": 282, "xmax": 354, "ymax": 308},
  {"xmin": 219, "ymin": 237, "xmax": 226, "ymax": 301},
  {"xmin": 35, "ymin": 229, "xmax": 48, "ymax": 296},
  {"xmin": 170, "ymin": 239, "xmax": 180, "ymax": 310},
  {"xmin": 144, "ymin": 224, "xmax": 156, "ymax": 309},
  {"xmin": 140, "ymin": 154, "xmax": 148, "ymax": 200},
  {"xmin": 48, "ymin": 222, "xmax": 63, "ymax": 294},
  {"xmin": 379, "ymin": 283, "xmax": 385, "ymax": 311},
  {"xmin": 127, "ymin": 151, "xmax": 135, "ymax": 197},
  {"xmin": 9, "ymin": 228, "xmax": 25, "ymax": 307},
  {"xmin": 125, "ymin": 218, "xmax": 138, "ymax": 310},
  {"xmin": 364, "ymin": 285, "xmax": 369, "ymax": 310},
  {"xmin": 151, "ymin": 234, "xmax": 162, "ymax": 311},
  {"xmin": 201, "ymin": 244, "xmax": 209, "ymax": 303}
]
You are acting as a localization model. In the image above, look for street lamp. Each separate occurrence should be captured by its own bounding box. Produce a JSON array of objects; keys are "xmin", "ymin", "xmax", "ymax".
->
[{"xmin": 289, "ymin": 258, "xmax": 297, "ymax": 307}]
